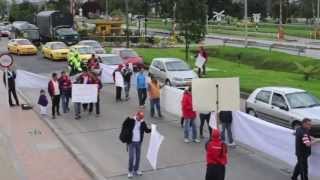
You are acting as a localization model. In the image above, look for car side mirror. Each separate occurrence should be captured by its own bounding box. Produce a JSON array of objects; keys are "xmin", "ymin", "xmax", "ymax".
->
[
  {"xmin": 160, "ymin": 68, "xmax": 165, "ymax": 72},
  {"xmin": 279, "ymin": 104, "xmax": 289, "ymax": 111}
]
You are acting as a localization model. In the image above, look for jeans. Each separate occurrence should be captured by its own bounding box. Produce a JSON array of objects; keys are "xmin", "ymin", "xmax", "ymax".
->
[
  {"xmin": 51, "ymin": 95, "xmax": 60, "ymax": 117},
  {"xmin": 8, "ymin": 87, "xmax": 19, "ymax": 106},
  {"xmin": 89, "ymin": 95, "xmax": 100, "ymax": 115},
  {"xmin": 206, "ymin": 164, "xmax": 225, "ymax": 180},
  {"xmin": 292, "ymin": 155, "xmax": 309, "ymax": 180},
  {"xmin": 116, "ymin": 86, "xmax": 122, "ymax": 101},
  {"xmin": 60, "ymin": 92, "xmax": 70, "ymax": 113},
  {"xmin": 150, "ymin": 98, "xmax": 162, "ymax": 117},
  {"xmin": 221, "ymin": 122, "xmax": 234, "ymax": 143},
  {"xmin": 74, "ymin": 103, "xmax": 81, "ymax": 117},
  {"xmin": 128, "ymin": 142, "xmax": 141, "ymax": 172},
  {"xmin": 197, "ymin": 64, "xmax": 206, "ymax": 77},
  {"xmin": 200, "ymin": 113, "xmax": 212, "ymax": 137},
  {"xmin": 124, "ymin": 81, "xmax": 130, "ymax": 98},
  {"xmin": 137, "ymin": 88, "xmax": 147, "ymax": 106},
  {"xmin": 184, "ymin": 118, "xmax": 197, "ymax": 140}
]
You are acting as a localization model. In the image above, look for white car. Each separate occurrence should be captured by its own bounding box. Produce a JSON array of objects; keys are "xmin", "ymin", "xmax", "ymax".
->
[
  {"xmin": 149, "ymin": 58, "xmax": 198, "ymax": 87},
  {"xmin": 78, "ymin": 40, "xmax": 105, "ymax": 54},
  {"xmin": 246, "ymin": 87, "xmax": 320, "ymax": 137}
]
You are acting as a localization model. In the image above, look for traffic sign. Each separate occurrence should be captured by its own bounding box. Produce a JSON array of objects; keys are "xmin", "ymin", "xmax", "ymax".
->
[{"xmin": 0, "ymin": 53, "xmax": 14, "ymax": 68}]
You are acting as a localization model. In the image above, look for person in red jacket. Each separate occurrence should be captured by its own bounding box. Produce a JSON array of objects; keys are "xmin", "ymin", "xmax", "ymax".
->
[
  {"xmin": 58, "ymin": 71, "xmax": 72, "ymax": 113},
  {"xmin": 48, "ymin": 73, "xmax": 60, "ymax": 119},
  {"xmin": 206, "ymin": 129, "xmax": 228, "ymax": 180},
  {"xmin": 181, "ymin": 86, "xmax": 200, "ymax": 143}
]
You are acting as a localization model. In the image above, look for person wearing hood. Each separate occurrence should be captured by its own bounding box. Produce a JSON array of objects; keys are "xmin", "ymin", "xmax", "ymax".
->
[{"xmin": 205, "ymin": 129, "xmax": 228, "ymax": 180}]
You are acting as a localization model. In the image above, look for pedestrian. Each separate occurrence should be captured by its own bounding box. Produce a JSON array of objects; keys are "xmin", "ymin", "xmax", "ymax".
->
[
  {"xmin": 3, "ymin": 67, "xmax": 19, "ymax": 107},
  {"xmin": 219, "ymin": 111, "xmax": 235, "ymax": 146},
  {"xmin": 122, "ymin": 64, "xmax": 133, "ymax": 100},
  {"xmin": 119, "ymin": 111, "xmax": 151, "ymax": 178},
  {"xmin": 292, "ymin": 118, "xmax": 320, "ymax": 180},
  {"xmin": 136, "ymin": 68, "xmax": 147, "ymax": 108},
  {"xmin": 48, "ymin": 73, "xmax": 61, "ymax": 119},
  {"xmin": 80, "ymin": 70, "xmax": 93, "ymax": 112},
  {"xmin": 113, "ymin": 64, "xmax": 124, "ymax": 102},
  {"xmin": 196, "ymin": 46, "xmax": 208, "ymax": 77},
  {"xmin": 87, "ymin": 54, "xmax": 101, "ymax": 76},
  {"xmin": 148, "ymin": 76, "xmax": 163, "ymax": 118},
  {"xmin": 205, "ymin": 129, "xmax": 228, "ymax": 180},
  {"xmin": 181, "ymin": 86, "xmax": 200, "ymax": 143},
  {"xmin": 58, "ymin": 71, "xmax": 72, "ymax": 113},
  {"xmin": 37, "ymin": 89, "xmax": 48, "ymax": 116},
  {"xmin": 199, "ymin": 112, "xmax": 212, "ymax": 139},
  {"xmin": 89, "ymin": 74, "xmax": 102, "ymax": 117}
]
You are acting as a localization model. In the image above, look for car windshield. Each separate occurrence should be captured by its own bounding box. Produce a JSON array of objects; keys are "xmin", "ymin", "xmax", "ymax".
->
[
  {"xmin": 52, "ymin": 43, "xmax": 67, "ymax": 50},
  {"xmin": 166, "ymin": 61, "xmax": 190, "ymax": 71},
  {"xmin": 17, "ymin": 39, "xmax": 31, "ymax": 45},
  {"xmin": 23, "ymin": 30, "xmax": 39, "ymax": 39},
  {"xmin": 56, "ymin": 28, "xmax": 75, "ymax": 35},
  {"xmin": 101, "ymin": 56, "xmax": 123, "ymax": 65},
  {"xmin": 121, "ymin": 50, "xmax": 138, "ymax": 58},
  {"xmin": 286, "ymin": 92, "xmax": 320, "ymax": 109},
  {"xmin": 77, "ymin": 47, "xmax": 95, "ymax": 54},
  {"xmin": 83, "ymin": 41, "xmax": 101, "ymax": 48}
]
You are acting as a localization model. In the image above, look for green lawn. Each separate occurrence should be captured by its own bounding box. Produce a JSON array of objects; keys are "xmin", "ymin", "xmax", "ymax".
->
[{"xmin": 135, "ymin": 47, "xmax": 320, "ymax": 98}]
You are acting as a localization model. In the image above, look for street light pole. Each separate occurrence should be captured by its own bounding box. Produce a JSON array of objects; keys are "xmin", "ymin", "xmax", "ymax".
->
[
  {"xmin": 125, "ymin": 0, "xmax": 130, "ymax": 48},
  {"xmin": 105, "ymin": 0, "xmax": 109, "ymax": 17},
  {"xmin": 244, "ymin": 0, "xmax": 248, "ymax": 47},
  {"xmin": 317, "ymin": 0, "xmax": 320, "ymax": 25},
  {"xmin": 279, "ymin": 0, "xmax": 282, "ymax": 26},
  {"xmin": 144, "ymin": 0, "xmax": 148, "ymax": 39}
]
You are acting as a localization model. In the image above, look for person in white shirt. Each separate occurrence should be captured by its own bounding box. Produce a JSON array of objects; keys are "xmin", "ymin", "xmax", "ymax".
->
[{"xmin": 48, "ymin": 73, "xmax": 61, "ymax": 119}]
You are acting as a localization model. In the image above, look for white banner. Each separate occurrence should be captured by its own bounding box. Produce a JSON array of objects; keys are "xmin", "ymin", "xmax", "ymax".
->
[
  {"xmin": 16, "ymin": 70, "xmax": 50, "ymax": 89},
  {"xmin": 147, "ymin": 124, "xmax": 164, "ymax": 170},
  {"xmin": 72, "ymin": 84, "xmax": 98, "ymax": 103},
  {"xmin": 100, "ymin": 63, "xmax": 117, "ymax": 84},
  {"xmin": 115, "ymin": 71, "xmax": 124, "ymax": 88},
  {"xmin": 160, "ymin": 86, "xmax": 184, "ymax": 117},
  {"xmin": 195, "ymin": 54, "xmax": 206, "ymax": 68},
  {"xmin": 232, "ymin": 111, "xmax": 320, "ymax": 178}
]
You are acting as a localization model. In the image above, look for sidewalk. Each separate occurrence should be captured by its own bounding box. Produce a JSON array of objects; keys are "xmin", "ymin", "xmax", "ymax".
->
[{"xmin": 0, "ymin": 71, "xmax": 91, "ymax": 180}]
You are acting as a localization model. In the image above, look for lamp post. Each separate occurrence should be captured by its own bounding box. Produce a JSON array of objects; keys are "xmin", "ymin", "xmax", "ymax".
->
[
  {"xmin": 244, "ymin": 0, "xmax": 248, "ymax": 47},
  {"xmin": 144, "ymin": 0, "xmax": 148, "ymax": 39},
  {"xmin": 318, "ymin": 0, "xmax": 320, "ymax": 25},
  {"xmin": 279, "ymin": 0, "xmax": 282, "ymax": 26},
  {"xmin": 125, "ymin": 0, "xmax": 130, "ymax": 48},
  {"xmin": 105, "ymin": 0, "xmax": 109, "ymax": 17}
]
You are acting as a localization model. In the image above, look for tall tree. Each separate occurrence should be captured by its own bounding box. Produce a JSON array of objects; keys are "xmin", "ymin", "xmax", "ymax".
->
[
  {"xmin": 176, "ymin": 0, "xmax": 207, "ymax": 63},
  {"xmin": 9, "ymin": 1, "xmax": 37, "ymax": 23},
  {"xmin": 0, "ymin": 0, "xmax": 7, "ymax": 18}
]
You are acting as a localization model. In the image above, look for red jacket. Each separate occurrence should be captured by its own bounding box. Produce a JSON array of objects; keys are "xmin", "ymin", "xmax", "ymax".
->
[
  {"xmin": 206, "ymin": 129, "xmax": 228, "ymax": 166},
  {"xmin": 58, "ymin": 75, "xmax": 72, "ymax": 92},
  {"xmin": 181, "ymin": 91, "xmax": 196, "ymax": 119},
  {"xmin": 48, "ymin": 80, "xmax": 59, "ymax": 97}
]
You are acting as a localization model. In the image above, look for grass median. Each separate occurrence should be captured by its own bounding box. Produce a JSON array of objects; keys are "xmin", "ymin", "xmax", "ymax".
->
[{"xmin": 135, "ymin": 47, "xmax": 320, "ymax": 98}]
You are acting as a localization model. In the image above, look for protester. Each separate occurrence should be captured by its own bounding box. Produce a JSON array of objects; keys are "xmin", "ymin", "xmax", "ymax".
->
[
  {"xmin": 148, "ymin": 76, "xmax": 163, "ymax": 118},
  {"xmin": 3, "ymin": 67, "xmax": 19, "ymax": 107},
  {"xmin": 74, "ymin": 70, "xmax": 93, "ymax": 119},
  {"xmin": 196, "ymin": 46, "xmax": 208, "ymax": 77},
  {"xmin": 181, "ymin": 86, "xmax": 200, "ymax": 143},
  {"xmin": 292, "ymin": 118, "xmax": 320, "ymax": 180},
  {"xmin": 136, "ymin": 68, "xmax": 147, "ymax": 108},
  {"xmin": 48, "ymin": 73, "xmax": 61, "ymax": 119},
  {"xmin": 122, "ymin": 64, "xmax": 133, "ymax": 100},
  {"xmin": 58, "ymin": 71, "xmax": 72, "ymax": 113},
  {"xmin": 89, "ymin": 74, "xmax": 102, "ymax": 117},
  {"xmin": 199, "ymin": 112, "xmax": 212, "ymax": 139},
  {"xmin": 119, "ymin": 111, "xmax": 151, "ymax": 178},
  {"xmin": 205, "ymin": 129, "xmax": 228, "ymax": 180},
  {"xmin": 219, "ymin": 111, "xmax": 235, "ymax": 146},
  {"xmin": 37, "ymin": 89, "xmax": 48, "ymax": 116},
  {"xmin": 87, "ymin": 54, "xmax": 101, "ymax": 76},
  {"xmin": 113, "ymin": 64, "xmax": 124, "ymax": 102}
]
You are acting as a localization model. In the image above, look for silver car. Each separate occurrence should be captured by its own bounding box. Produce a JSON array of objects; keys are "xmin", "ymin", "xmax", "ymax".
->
[
  {"xmin": 246, "ymin": 87, "xmax": 320, "ymax": 136},
  {"xmin": 149, "ymin": 58, "xmax": 198, "ymax": 87},
  {"xmin": 78, "ymin": 40, "xmax": 105, "ymax": 54}
]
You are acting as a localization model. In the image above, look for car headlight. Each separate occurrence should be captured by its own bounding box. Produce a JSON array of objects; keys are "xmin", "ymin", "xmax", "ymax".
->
[
  {"xmin": 173, "ymin": 77, "xmax": 184, "ymax": 81},
  {"xmin": 60, "ymin": 36, "xmax": 65, "ymax": 40},
  {"xmin": 74, "ymin": 35, "xmax": 79, "ymax": 39}
]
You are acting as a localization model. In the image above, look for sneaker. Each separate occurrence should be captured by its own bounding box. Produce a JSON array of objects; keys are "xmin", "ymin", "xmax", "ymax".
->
[
  {"xmin": 228, "ymin": 142, "xmax": 236, "ymax": 146},
  {"xmin": 200, "ymin": 135, "xmax": 204, "ymax": 139},
  {"xmin": 193, "ymin": 139, "xmax": 201, "ymax": 143},
  {"xmin": 135, "ymin": 171, "xmax": 143, "ymax": 176},
  {"xmin": 128, "ymin": 172, "xmax": 133, "ymax": 178},
  {"xmin": 184, "ymin": 138, "xmax": 190, "ymax": 143}
]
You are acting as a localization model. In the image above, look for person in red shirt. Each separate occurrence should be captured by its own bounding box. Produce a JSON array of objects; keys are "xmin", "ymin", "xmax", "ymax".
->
[
  {"xmin": 58, "ymin": 71, "xmax": 72, "ymax": 113},
  {"xmin": 181, "ymin": 86, "xmax": 200, "ymax": 143},
  {"xmin": 206, "ymin": 129, "xmax": 228, "ymax": 180}
]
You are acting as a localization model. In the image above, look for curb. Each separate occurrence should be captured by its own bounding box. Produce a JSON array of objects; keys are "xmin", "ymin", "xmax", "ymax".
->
[{"xmin": 16, "ymin": 88, "xmax": 107, "ymax": 180}]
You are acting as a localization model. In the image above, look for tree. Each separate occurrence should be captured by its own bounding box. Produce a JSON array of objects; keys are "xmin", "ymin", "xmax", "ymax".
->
[
  {"xmin": 0, "ymin": 0, "xmax": 7, "ymax": 18},
  {"xmin": 9, "ymin": 1, "xmax": 37, "ymax": 23},
  {"xmin": 176, "ymin": 0, "xmax": 207, "ymax": 64}
]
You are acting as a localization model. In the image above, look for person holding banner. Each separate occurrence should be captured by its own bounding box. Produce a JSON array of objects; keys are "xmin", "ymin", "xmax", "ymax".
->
[
  {"xmin": 113, "ymin": 65, "xmax": 124, "ymax": 102},
  {"xmin": 58, "ymin": 71, "xmax": 72, "ymax": 113},
  {"xmin": 89, "ymin": 74, "xmax": 102, "ymax": 117},
  {"xmin": 3, "ymin": 67, "xmax": 20, "ymax": 107},
  {"xmin": 48, "ymin": 73, "xmax": 61, "ymax": 119},
  {"xmin": 195, "ymin": 46, "xmax": 208, "ymax": 77}
]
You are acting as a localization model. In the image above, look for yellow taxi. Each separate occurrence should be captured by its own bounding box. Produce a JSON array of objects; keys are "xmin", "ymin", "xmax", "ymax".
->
[
  {"xmin": 7, "ymin": 39, "xmax": 37, "ymax": 55},
  {"xmin": 42, "ymin": 42, "xmax": 69, "ymax": 60},
  {"xmin": 69, "ymin": 45, "xmax": 95, "ymax": 62}
]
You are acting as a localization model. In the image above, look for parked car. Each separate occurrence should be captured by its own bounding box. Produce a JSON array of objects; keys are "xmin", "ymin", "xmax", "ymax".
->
[
  {"xmin": 7, "ymin": 39, "xmax": 37, "ymax": 55},
  {"xmin": 246, "ymin": 87, "xmax": 320, "ymax": 137},
  {"xmin": 69, "ymin": 45, "xmax": 95, "ymax": 62},
  {"xmin": 149, "ymin": 58, "xmax": 198, "ymax": 87},
  {"xmin": 98, "ymin": 54, "xmax": 123, "ymax": 67},
  {"xmin": 78, "ymin": 40, "xmax": 105, "ymax": 54},
  {"xmin": 0, "ymin": 26, "xmax": 10, "ymax": 37},
  {"xmin": 42, "ymin": 41, "xmax": 69, "ymax": 60},
  {"xmin": 111, "ymin": 48, "xmax": 144, "ymax": 71}
]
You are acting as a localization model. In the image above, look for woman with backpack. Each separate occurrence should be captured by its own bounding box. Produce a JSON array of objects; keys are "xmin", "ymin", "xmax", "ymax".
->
[{"xmin": 205, "ymin": 129, "xmax": 228, "ymax": 180}]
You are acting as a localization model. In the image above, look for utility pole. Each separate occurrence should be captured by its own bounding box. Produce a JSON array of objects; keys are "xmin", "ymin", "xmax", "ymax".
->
[
  {"xmin": 318, "ymin": 0, "xmax": 320, "ymax": 25},
  {"xmin": 105, "ymin": 0, "xmax": 109, "ymax": 17},
  {"xmin": 279, "ymin": 0, "xmax": 283, "ymax": 26},
  {"xmin": 244, "ymin": 0, "xmax": 248, "ymax": 47},
  {"xmin": 144, "ymin": 0, "xmax": 148, "ymax": 39},
  {"xmin": 125, "ymin": 0, "xmax": 130, "ymax": 48},
  {"xmin": 172, "ymin": 2, "xmax": 177, "ymax": 35}
]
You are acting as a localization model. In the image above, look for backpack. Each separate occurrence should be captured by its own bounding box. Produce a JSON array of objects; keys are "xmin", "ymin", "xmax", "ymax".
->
[{"xmin": 119, "ymin": 117, "xmax": 131, "ymax": 143}]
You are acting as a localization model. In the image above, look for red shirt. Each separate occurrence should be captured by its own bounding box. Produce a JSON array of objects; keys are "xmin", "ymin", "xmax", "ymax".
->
[
  {"xmin": 181, "ymin": 91, "xmax": 196, "ymax": 119},
  {"xmin": 206, "ymin": 129, "xmax": 228, "ymax": 166}
]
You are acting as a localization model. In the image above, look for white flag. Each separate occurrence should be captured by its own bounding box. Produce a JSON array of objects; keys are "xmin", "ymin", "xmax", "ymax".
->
[{"xmin": 147, "ymin": 124, "xmax": 164, "ymax": 170}]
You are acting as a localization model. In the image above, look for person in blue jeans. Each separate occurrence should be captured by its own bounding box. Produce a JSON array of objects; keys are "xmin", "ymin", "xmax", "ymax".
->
[
  {"xmin": 136, "ymin": 68, "xmax": 147, "ymax": 108},
  {"xmin": 58, "ymin": 71, "xmax": 72, "ymax": 113}
]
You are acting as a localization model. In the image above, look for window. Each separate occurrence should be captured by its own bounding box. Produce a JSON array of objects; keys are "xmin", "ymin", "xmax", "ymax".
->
[
  {"xmin": 152, "ymin": 61, "xmax": 160, "ymax": 69},
  {"xmin": 158, "ymin": 62, "xmax": 165, "ymax": 70},
  {"xmin": 255, "ymin": 90, "xmax": 271, "ymax": 104},
  {"xmin": 286, "ymin": 92, "xmax": 320, "ymax": 109},
  {"xmin": 272, "ymin": 93, "xmax": 287, "ymax": 108}
]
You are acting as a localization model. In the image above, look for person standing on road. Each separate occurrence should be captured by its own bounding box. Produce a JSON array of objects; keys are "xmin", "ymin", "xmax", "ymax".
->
[
  {"xmin": 181, "ymin": 86, "xmax": 200, "ymax": 143},
  {"xmin": 89, "ymin": 74, "xmax": 102, "ymax": 117},
  {"xmin": 58, "ymin": 71, "xmax": 72, "ymax": 113},
  {"xmin": 199, "ymin": 112, "xmax": 212, "ymax": 139},
  {"xmin": 136, "ymin": 68, "xmax": 147, "ymax": 108},
  {"xmin": 113, "ymin": 64, "xmax": 124, "ymax": 102},
  {"xmin": 48, "ymin": 73, "xmax": 61, "ymax": 119},
  {"xmin": 219, "ymin": 111, "xmax": 235, "ymax": 146},
  {"xmin": 292, "ymin": 118, "xmax": 320, "ymax": 180},
  {"xmin": 120, "ymin": 111, "xmax": 151, "ymax": 178},
  {"xmin": 148, "ymin": 76, "xmax": 163, "ymax": 118},
  {"xmin": 3, "ymin": 67, "xmax": 19, "ymax": 107},
  {"xmin": 122, "ymin": 64, "xmax": 133, "ymax": 100},
  {"xmin": 205, "ymin": 129, "xmax": 228, "ymax": 180}
]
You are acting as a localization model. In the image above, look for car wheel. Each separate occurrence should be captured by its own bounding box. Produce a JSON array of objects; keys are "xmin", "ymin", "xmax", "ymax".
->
[
  {"xmin": 248, "ymin": 109, "xmax": 257, "ymax": 117},
  {"xmin": 165, "ymin": 79, "xmax": 172, "ymax": 86},
  {"xmin": 292, "ymin": 121, "xmax": 302, "ymax": 130},
  {"xmin": 50, "ymin": 54, "xmax": 54, "ymax": 60}
]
